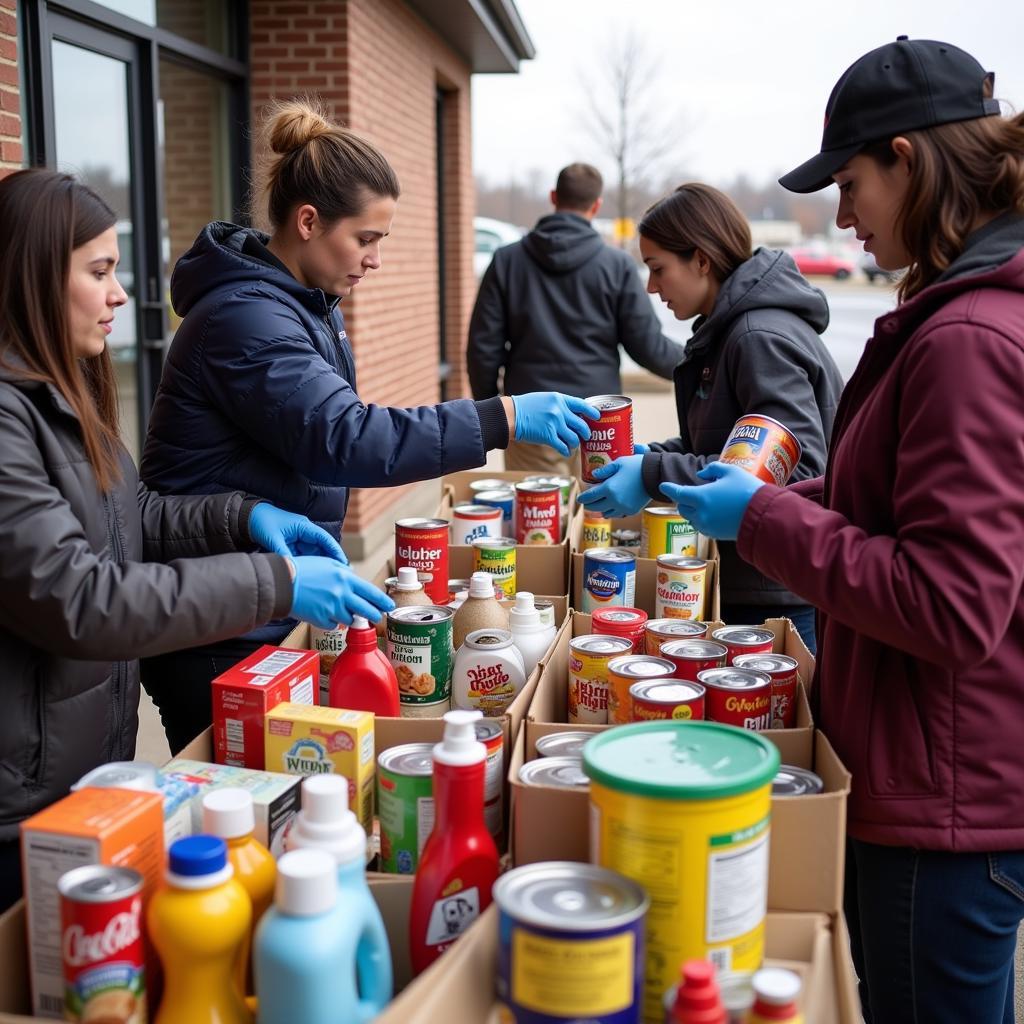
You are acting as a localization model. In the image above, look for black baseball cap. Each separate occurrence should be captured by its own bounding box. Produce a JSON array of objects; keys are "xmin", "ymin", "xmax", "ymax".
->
[{"xmin": 780, "ymin": 37, "xmax": 1000, "ymax": 193}]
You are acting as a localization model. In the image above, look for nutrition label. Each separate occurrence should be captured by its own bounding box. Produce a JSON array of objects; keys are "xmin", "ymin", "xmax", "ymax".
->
[
  {"xmin": 706, "ymin": 822, "xmax": 769, "ymax": 943},
  {"xmin": 243, "ymin": 650, "xmax": 305, "ymax": 676}
]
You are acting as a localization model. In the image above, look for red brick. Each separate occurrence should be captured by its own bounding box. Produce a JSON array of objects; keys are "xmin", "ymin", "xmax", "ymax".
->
[
  {"xmin": 0, "ymin": 62, "xmax": 17, "ymax": 87},
  {"xmin": 1, "ymin": 139, "xmax": 22, "ymax": 162},
  {"xmin": 0, "ymin": 111, "xmax": 17, "ymax": 135},
  {"xmin": 0, "ymin": 88, "xmax": 19, "ymax": 113}
]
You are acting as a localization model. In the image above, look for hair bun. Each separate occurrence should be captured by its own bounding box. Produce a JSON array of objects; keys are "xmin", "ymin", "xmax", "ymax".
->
[{"xmin": 267, "ymin": 98, "xmax": 332, "ymax": 155}]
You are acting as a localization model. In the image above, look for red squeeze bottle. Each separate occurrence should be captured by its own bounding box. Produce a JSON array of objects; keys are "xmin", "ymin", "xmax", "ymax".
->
[
  {"xmin": 327, "ymin": 615, "xmax": 400, "ymax": 716},
  {"xmin": 409, "ymin": 709, "xmax": 499, "ymax": 974},
  {"xmin": 670, "ymin": 959, "xmax": 727, "ymax": 1024}
]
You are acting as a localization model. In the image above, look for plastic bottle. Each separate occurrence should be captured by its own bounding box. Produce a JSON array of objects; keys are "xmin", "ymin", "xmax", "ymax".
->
[
  {"xmin": 201, "ymin": 788, "xmax": 276, "ymax": 1001},
  {"xmin": 452, "ymin": 627, "xmax": 526, "ymax": 715},
  {"xmin": 452, "ymin": 571, "xmax": 509, "ymax": 648},
  {"xmin": 377, "ymin": 566, "xmax": 428, "ymax": 637},
  {"xmin": 746, "ymin": 968, "xmax": 804, "ymax": 1023},
  {"xmin": 409, "ymin": 709, "xmax": 499, "ymax": 973},
  {"xmin": 147, "ymin": 835, "xmax": 253, "ymax": 1024},
  {"xmin": 667, "ymin": 959, "xmax": 727, "ymax": 1024},
  {"xmin": 507, "ymin": 591, "xmax": 557, "ymax": 674},
  {"xmin": 285, "ymin": 774, "xmax": 393, "ymax": 1005},
  {"xmin": 328, "ymin": 614, "xmax": 401, "ymax": 716}
]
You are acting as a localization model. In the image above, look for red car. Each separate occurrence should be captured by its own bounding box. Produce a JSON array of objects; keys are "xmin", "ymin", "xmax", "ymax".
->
[{"xmin": 788, "ymin": 246, "xmax": 856, "ymax": 280}]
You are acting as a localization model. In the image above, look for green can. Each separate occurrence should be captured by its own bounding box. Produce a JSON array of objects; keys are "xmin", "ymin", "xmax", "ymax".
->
[
  {"xmin": 377, "ymin": 743, "xmax": 434, "ymax": 873},
  {"xmin": 386, "ymin": 605, "xmax": 454, "ymax": 718}
]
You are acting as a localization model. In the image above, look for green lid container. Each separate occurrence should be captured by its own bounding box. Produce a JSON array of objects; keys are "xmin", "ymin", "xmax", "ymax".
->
[{"xmin": 582, "ymin": 720, "xmax": 780, "ymax": 800}]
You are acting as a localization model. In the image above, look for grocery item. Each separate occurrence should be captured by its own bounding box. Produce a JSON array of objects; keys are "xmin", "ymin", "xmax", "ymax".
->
[
  {"xmin": 386, "ymin": 604, "xmax": 456, "ymax": 717},
  {"xmin": 655, "ymin": 556, "xmax": 708, "ymax": 620},
  {"xmin": 664, "ymin": 959, "xmax": 727, "ymax": 1024},
  {"xmin": 747, "ymin": 968, "xmax": 804, "ymax": 1023},
  {"xmin": 719, "ymin": 415, "xmax": 801, "ymax": 487},
  {"xmin": 712, "ymin": 628, "xmax": 776, "ymax": 665},
  {"xmin": 629, "ymin": 680, "xmax": 706, "ymax": 722},
  {"xmin": 698, "ymin": 669, "xmax": 773, "ymax": 731},
  {"xmin": 515, "ymin": 481, "xmax": 562, "ymax": 545},
  {"xmin": 328, "ymin": 615, "xmax": 400, "ymax": 716},
  {"xmin": 581, "ymin": 395, "xmax": 634, "ymax": 482},
  {"xmin": 377, "ymin": 743, "xmax": 434, "ymax": 874},
  {"xmin": 582, "ymin": 548, "xmax": 637, "ymax": 613},
  {"xmin": 642, "ymin": 506, "xmax": 698, "ymax": 559},
  {"xmin": 452, "ymin": 502, "xmax": 504, "ymax": 544},
  {"xmin": 474, "ymin": 488, "xmax": 515, "ymax": 531},
  {"xmin": 475, "ymin": 719, "xmax": 505, "ymax": 845},
  {"xmin": 494, "ymin": 862, "xmax": 648, "ymax": 1024},
  {"xmin": 452, "ymin": 627, "xmax": 527, "ymax": 717},
  {"xmin": 528, "ymin": 473, "xmax": 573, "ymax": 536},
  {"xmin": 645, "ymin": 619, "xmax": 708, "ymax": 656},
  {"xmin": 582, "ymin": 509, "xmax": 613, "ymax": 551},
  {"xmin": 592, "ymin": 606, "xmax": 649, "ymax": 653},
  {"xmin": 660, "ymin": 639, "xmax": 728, "ymax": 682},
  {"xmin": 607, "ymin": 653, "xmax": 676, "ymax": 725},
  {"xmin": 469, "ymin": 478, "xmax": 511, "ymax": 495},
  {"xmin": 533, "ymin": 598, "xmax": 556, "ymax": 628},
  {"xmin": 771, "ymin": 766, "xmax": 824, "ymax": 796},
  {"xmin": 517, "ymin": 757, "xmax": 590, "ymax": 789},
  {"xmin": 568, "ymin": 634, "xmax": 633, "ymax": 725},
  {"xmin": 395, "ymin": 517, "xmax": 449, "ymax": 605},
  {"xmin": 508, "ymin": 591, "xmax": 558, "ymax": 674},
  {"xmin": 472, "ymin": 536, "xmax": 517, "ymax": 598},
  {"xmin": 585, "ymin": 721, "xmax": 779, "ymax": 1021},
  {"xmin": 452, "ymin": 572, "xmax": 510, "ymax": 648},
  {"xmin": 535, "ymin": 730, "xmax": 593, "ymax": 759},
  {"xmin": 309, "ymin": 624, "xmax": 347, "ymax": 689},
  {"xmin": 733, "ymin": 653, "xmax": 799, "ymax": 729},
  {"xmin": 612, "ymin": 528, "xmax": 641, "ymax": 552},
  {"xmin": 376, "ymin": 566, "xmax": 430, "ymax": 640}
]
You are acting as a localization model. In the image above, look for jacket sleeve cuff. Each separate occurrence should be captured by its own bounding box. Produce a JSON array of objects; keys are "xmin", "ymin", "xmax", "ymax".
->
[
  {"xmin": 238, "ymin": 497, "xmax": 264, "ymax": 548},
  {"xmin": 641, "ymin": 452, "xmax": 664, "ymax": 499},
  {"xmin": 267, "ymin": 554, "xmax": 295, "ymax": 618},
  {"xmin": 474, "ymin": 397, "xmax": 511, "ymax": 450}
]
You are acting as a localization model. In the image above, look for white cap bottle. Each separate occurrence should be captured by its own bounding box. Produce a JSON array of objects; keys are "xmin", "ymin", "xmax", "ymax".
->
[
  {"xmin": 507, "ymin": 592, "xmax": 557, "ymax": 675},
  {"xmin": 274, "ymin": 848, "xmax": 337, "ymax": 917},
  {"xmin": 286, "ymin": 775, "xmax": 367, "ymax": 867},
  {"xmin": 394, "ymin": 566, "xmax": 422, "ymax": 591},
  {"xmin": 434, "ymin": 709, "xmax": 486, "ymax": 767},
  {"xmin": 202, "ymin": 787, "xmax": 256, "ymax": 840}
]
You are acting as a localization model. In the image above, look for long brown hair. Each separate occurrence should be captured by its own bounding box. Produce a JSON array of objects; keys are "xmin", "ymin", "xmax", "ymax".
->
[{"xmin": 0, "ymin": 169, "xmax": 122, "ymax": 490}]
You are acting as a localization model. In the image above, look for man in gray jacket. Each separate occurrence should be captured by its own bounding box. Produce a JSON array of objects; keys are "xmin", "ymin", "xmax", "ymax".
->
[{"xmin": 467, "ymin": 163, "xmax": 683, "ymax": 474}]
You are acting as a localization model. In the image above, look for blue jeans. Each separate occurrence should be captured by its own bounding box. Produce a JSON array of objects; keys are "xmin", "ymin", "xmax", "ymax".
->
[
  {"xmin": 845, "ymin": 838, "xmax": 1024, "ymax": 1023},
  {"xmin": 719, "ymin": 603, "xmax": 817, "ymax": 655}
]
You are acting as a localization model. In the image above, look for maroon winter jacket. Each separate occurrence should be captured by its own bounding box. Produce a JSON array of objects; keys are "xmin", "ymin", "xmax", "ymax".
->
[{"xmin": 737, "ymin": 216, "xmax": 1024, "ymax": 850}]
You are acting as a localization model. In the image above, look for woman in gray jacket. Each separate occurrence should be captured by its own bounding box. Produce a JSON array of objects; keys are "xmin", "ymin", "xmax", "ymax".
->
[{"xmin": 0, "ymin": 168, "xmax": 392, "ymax": 910}]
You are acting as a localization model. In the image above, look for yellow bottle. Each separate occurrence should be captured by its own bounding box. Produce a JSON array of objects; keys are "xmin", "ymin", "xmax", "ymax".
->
[
  {"xmin": 202, "ymin": 788, "xmax": 277, "ymax": 1000},
  {"xmin": 147, "ymin": 835, "xmax": 253, "ymax": 1024},
  {"xmin": 746, "ymin": 967, "xmax": 804, "ymax": 1023}
]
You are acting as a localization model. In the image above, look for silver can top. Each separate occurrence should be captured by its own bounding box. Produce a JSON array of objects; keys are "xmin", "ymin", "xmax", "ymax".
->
[
  {"xmin": 377, "ymin": 743, "xmax": 434, "ymax": 777},
  {"xmin": 517, "ymin": 756, "xmax": 590, "ymax": 789},
  {"xmin": 534, "ymin": 731, "xmax": 593, "ymax": 759}
]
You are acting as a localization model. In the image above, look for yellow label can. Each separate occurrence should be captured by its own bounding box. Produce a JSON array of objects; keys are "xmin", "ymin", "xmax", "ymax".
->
[
  {"xmin": 583, "ymin": 721, "xmax": 779, "ymax": 1023},
  {"xmin": 582, "ymin": 510, "xmax": 613, "ymax": 551},
  {"xmin": 641, "ymin": 506, "xmax": 698, "ymax": 559}
]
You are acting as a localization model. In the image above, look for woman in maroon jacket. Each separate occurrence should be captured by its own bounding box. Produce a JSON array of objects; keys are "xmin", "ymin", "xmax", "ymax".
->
[{"xmin": 662, "ymin": 38, "xmax": 1024, "ymax": 1024}]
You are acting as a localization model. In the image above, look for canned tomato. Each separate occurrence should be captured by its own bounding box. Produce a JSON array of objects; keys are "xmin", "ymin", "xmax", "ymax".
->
[
  {"xmin": 733, "ymin": 653, "xmax": 800, "ymax": 729},
  {"xmin": 641, "ymin": 506, "xmax": 698, "ymax": 559},
  {"xmin": 395, "ymin": 517, "xmax": 449, "ymax": 605},
  {"xmin": 698, "ymin": 667, "xmax": 772, "ymax": 730},
  {"xmin": 612, "ymin": 528, "xmax": 641, "ymax": 552},
  {"xmin": 644, "ymin": 618, "xmax": 708, "ymax": 656},
  {"xmin": 582, "ymin": 548, "xmax": 636, "ymax": 613},
  {"xmin": 712, "ymin": 627, "xmax": 776, "ymax": 665},
  {"xmin": 451, "ymin": 503, "xmax": 503, "ymax": 545},
  {"xmin": 59, "ymin": 865, "xmax": 146, "ymax": 1024},
  {"xmin": 518, "ymin": 757, "xmax": 590, "ymax": 789},
  {"xmin": 607, "ymin": 654, "xmax": 676, "ymax": 725},
  {"xmin": 568, "ymin": 634, "xmax": 634, "ymax": 724},
  {"xmin": 719, "ymin": 414, "xmax": 802, "ymax": 487},
  {"xmin": 772, "ymin": 765, "xmax": 824, "ymax": 796},
  {"xmin": 515, "ymin": 481, "xmax": 562, "ymax": 545},
  {"xmin": 472, "ymin": 536, "xmax": 517, "ymax": 599},
  {"xmin": 581, "ymin": 395, "xmax": 634, "ymax": 483},
  {"xmin": 628, "ymin": 679, "xmax": 706, "ymax": 722},
  {"xmin": 475, "ymin": 718, "xmax": 505, "ymax": 844},
  {"xmin": 386, "ymin": 605, "xmax": 455, "ymax": 717},
  {"xmin": 535, "ymin": 730, "xmax": 593, "ymax": 759},
  {"xmin": 660, "ymin": 638, "xmax": 728, "ymax": 682},
  {"xmin": 592, "ymin": 606, "xmax": 648, "ymax": 652},
  {"xmin": 655, "ymin": 555, "xmax": 708, "ymax": 620},
  {"xmin": 474, "ymin": 488, "xmax": 515, "ymax": 531},
  {"xmin": 582, "ymin": 509, "xmax": 613, "ymax": 551},
  {"xmin": 377, "ymin": 743, "xmax": 434, "ymax": 874},
  {"xmin": 494, "ymin": 862, "xmax": 648, "ymax": 1024}
]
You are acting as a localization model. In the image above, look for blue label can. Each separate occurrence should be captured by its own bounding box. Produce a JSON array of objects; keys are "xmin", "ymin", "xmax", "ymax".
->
[
  {"xmin": 583, "ymin": 548, "xmax": 637, "ymax": 613},
  {"xmin": 474, "ymin": 488, "xmax": 516, "ymax": 530}
]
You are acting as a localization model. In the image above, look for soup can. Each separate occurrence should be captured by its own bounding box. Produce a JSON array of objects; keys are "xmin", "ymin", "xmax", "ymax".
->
[
  {"xmin": 518, "ymin": 757, "xmax": 590, "ymax": 789},
  {"xmin": 474, "ymin": 487, "xmax": 515, "ymax": 530},
  {"xmin": 585, "ymin": 721, "xmax": 779, "ymax": 1021},
  {"xmin": 494, "ymin": 862, "xmax": 648, "ymax": 1024},
  {"xmin": 712, "ymin": 627, "xmax": 775, "ymax": 665},
  {"xmin": 733, "ymin": 653, "xmax": 800, "ymax": 729},
  {"xmin": 535, "ymin": 730, "xmax": 593, "ymax": 759},
  {"xmin": 641, "ymin": 506, "xmax": 699, "ymax": 559},
  {"xmin": 592, "ymin": 606, "xmax": 649, "ymax": 652},
  {"xmin": 568, "ymin": 634, "xmax": 634, "ymax": 724},
  {"xmin": 698, "ymin": 667, "xmax": 772, "ymax": 730},
  {"xmin": 645, "ymin": 618, "xmax": 708, "ymax": 656},
  {"xmin": 628, "ymin": 679, "xmax": 706, "ymax": 722},
  {"xmin": 719, "ymin": 414, "xmax": 802, "ymax": 487},
  {"xmin": 472, "ymin": 536, "xmax": 517, "ymax": 599},
  {"xmin": 655, "ymin": 555, "xmax": 708, "ymax": 620},
  {"xmin": 582, "ymin": 509, "xmax": 614, "ymax": 551},
  {"xmin": 470, "ymin": 478, "xmax": 511, "ymax": 495},
  {"xmin": 606, "ymin": 654, "xmax": 676, "ymax": 726},
  {"xmin": 515, "ymin": 482, "xmax": 562, "ymax": 545},
  {"xmin": 451, "ymin": 503, "xmax": 503, "ymax": 545},
  {"xmin": 772, "ymin": 765, "xmax": 824, "ymax": 796},
  {"xmin": 612, "ymin": 528, "xmax": 641, "ymax": 552},
  {"xmin": 377, "ymin": 743, "xmax": 434, "ymax": 874},
  {"xmin": 395, "ymin": 517, "xmax": 448, "ymax": 605},
  {"xmin": 581, "ymin": 395, "xmax": 634, "ymax": 483},
  {"xmin": 659, "ymin": 638, "xmax": 728, "ymax": 682},
  {"xmin": 582, "ymin": 548, "xmax": 636, "ymax": 613},
  {"xmin": 531, "ymin": 475, "xmax": 573, "ymax": 536},
  {"xmin": 386, "ymin": 605, "xmax": 455, "ymax": 718}
]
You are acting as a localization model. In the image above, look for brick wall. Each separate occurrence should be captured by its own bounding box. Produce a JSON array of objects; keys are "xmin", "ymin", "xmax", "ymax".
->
[{"xmin": 0, "ymin": 0, "xmax": 21, "ymax": 176}]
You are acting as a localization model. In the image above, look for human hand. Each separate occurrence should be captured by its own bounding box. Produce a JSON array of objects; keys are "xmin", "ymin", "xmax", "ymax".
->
[
  {"xmin": 289, "ymin": 557, "xmax": 394, "ymax": 630},
  {"xmin": 633, "ymin": 443, "xmax": 649, "ymax": 454},
  {"xmin": 577, "ymin": 455, "xmax": 650, "ymax": 518},
  {"xmin": 250, "ymin": 503, "xmax": 348, "ymax": 563},
  {"xmin": 659, "ymin": 461, "xmax": 765, "ymax": 541},
  {"xmin": 511, "ymin": 393, "xmax": 601, "ymax": 456}
]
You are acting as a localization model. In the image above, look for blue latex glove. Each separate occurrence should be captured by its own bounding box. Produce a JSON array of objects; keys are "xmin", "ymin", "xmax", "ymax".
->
[
  {"xmin": 577, "ymin": 455, "xmax": 651, "ymax": 518},
  {"xmin": 289, "ymin": 557, "xmax": 395, "ymax": 630},
  {"xmin": 511, "ymin": 393, "xmax": 601, "ymax": 456},
  {"xmin": 633, "ymin": 443, "xmax": 649, "ymax": 454},
  {"xmin": 659, "ymin": 461, "xmax": 765, "ymax": 541},
  {"xmin": 250, "ymin": 502, "xmax": 348, "ymax": 563}
]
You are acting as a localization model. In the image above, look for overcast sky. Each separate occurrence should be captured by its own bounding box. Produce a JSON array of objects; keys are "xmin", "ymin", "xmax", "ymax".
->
[{"xmin": 471, "ymin": 0, "xmax": 1024, "ymax": 192}]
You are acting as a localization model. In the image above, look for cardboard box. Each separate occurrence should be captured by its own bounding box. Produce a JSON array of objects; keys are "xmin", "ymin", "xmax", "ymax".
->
[{"xmin": 211, "ymin": 645, "xmax": 318, "ymax": 769}]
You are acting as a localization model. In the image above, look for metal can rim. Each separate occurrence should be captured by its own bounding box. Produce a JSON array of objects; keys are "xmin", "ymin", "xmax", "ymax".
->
[
  {"xmin": 58, "ymin": 864, "xmax": 144, "ymax": 902},
  {"xmin": 377, "ymin": 743, "xmax": 435, "ymax": 776}
]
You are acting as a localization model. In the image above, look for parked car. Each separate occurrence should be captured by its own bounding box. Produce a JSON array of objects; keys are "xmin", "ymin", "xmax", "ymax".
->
[
  {"xmin": 474, "ymin": 216, "xmax": 524, "ymax": 279},
  {"xmin": 860, "ymin": 251, "xmax": 902, "ymax": 285},
  {"xmin": 788, "ymin": 245, "xmax": 856, "ymax": 280}
]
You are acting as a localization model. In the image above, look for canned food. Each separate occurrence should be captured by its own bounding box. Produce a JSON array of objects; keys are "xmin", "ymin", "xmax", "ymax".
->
[
  {"xmin": 451, "ymin": 627, "xmax": 527, "ymax": 717},
  {"xmin": 395, "ymin": 517, "xmax": 448, "ymax": 605},
  {"xmin": 720, "ymin": 414, "xmax": 802, "ymax": 487},
  {"xmin": 535, "ymin": 730, "xmax": 594, "ymax": 759},
  {"xmin": 515, "ymin": 481, "xmax": 562, "ymax": 545},
  {"xmin": 581, "ymin": 395, "xmax": 634, "ymax": 483},
  {"xmin": 386, "ymin": 605, "xmax": 455, "ymax": 717},
  {"xmin": 712, "ymin": 627, "xmax": 776, "ymax": 665},
  {"xmin": 474, "ymin": 488, "xmax": 515, "ymax": 530},
  {"xmin": 772, "ymin": 765, "xmax": 824, "ymax": 796},
  {"xmin": 644, "ymin": 618, "xmax": 708, "ymax": 656},
  {"xmin": 308, "ymin": 624, "xmax": 347, "ymax": 682},
  {"xmin": 518, "ymin": 756, "xmax": 590, "ymax": 789},
  {"xmin": 568, "ymin": 634, "xmax": 634, "ymax": 724},
  {"xmin": 641, "ymin": 506, "xmax": 699, "ymax": 558},
  {"xmin": 59, "ymin": 865, "xmax": 146, "ymax": 1024},
  {"xmin": 628, "ymin": 679, "xmax": 706, "ymax": 722},
  {"xmin": 659, "ymin": 638, "xmax": 728, "ymax": 681},
  {"xmin": 472, "ymin": 536, "xmax": 517, "ymax": 599},
  {"xmin": 611, "ymin": 528, "xmax": 641, "ymax": 552},
  {"xmin": 733, "ymin": 653, "xmax": 800, "ymax": 729},
  {"xmin": 469, "ymin": 478, "xmax": 512, "ymax": 494},
  {"xmin": 607, "ymin": 654, "xmax": 676, "ymax": 725},
  {"xmin": 698, "ymin": 667, "xmax": 772, "ymax": 730},
  {"xmin": 592, "ymin": 606, "xmax": 649, "ymax": 652},
  {"xmin": 448, "ymin": 578, "xmax": 473, "ymax": 601},
  {"xmin": 377, "ymin": 743, "xmax": 434, "ymax": 873},
  {"xmin": 451, "ymin": 503, "xmax": 503, "ymax": 545},
  {"xmin": 655, "ymin": 555, "xmax": 708, "ymax": 620},
  {"xmin": 494, "ymin": 862, "xmax": 648, "ymax": 1024},
  {"xmin": 582, "ymin": 548, "xmax": 636, "ymax": 613},
  {"xmin": 582, "ymin": 509, "xmax": 614, "ymax": 551},
  {"xmin": 475, "ymin": 719, "xmax": 505, "ymax": 844}
]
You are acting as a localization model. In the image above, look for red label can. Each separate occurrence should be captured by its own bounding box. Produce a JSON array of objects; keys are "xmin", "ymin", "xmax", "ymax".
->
[
  {"xmin": 719, "ymin": 413, "xmax": 802, "ymax": 486},
  {"xmin": 698, "ymin": 667, "xmax": 772, "ymax": 730},
  {"xmin": 659, "ymin": 638, "xmax": 728, "ymax": 682},
  {"xmin": 712, "ymin": 626, "xmax": 776, "ymax": 665},
  {"xmin": 644, "ymin": 618, "xmax": 708, "ymax": 656},
  {"xmin": 395, "ymin": 518, "xmax": 449, "ymax": 605},
  {"xmin": 606, "ymin": 654, "xmax": 676, "ymax": 725},
  {"xmin": 592, "ymin": 606, "xmax": 649, "ymax": 652},
  {"xmin": 628, "ymin": 679, "xmax": 706, "ymax": 722},
  {"xmin": 734, "ymin": 653, "xmax": 800, "ymax": 728},
  {"xmin": 514, "ymin": 482, "xmax": 561, "ymax": 545},
  {"xmin": 58, "ymin": 865, "xmax": 146, "ymax": 1024},
  {"xmin": 581, "ymin": 395, "xmax": 634, "ymax": 483}
]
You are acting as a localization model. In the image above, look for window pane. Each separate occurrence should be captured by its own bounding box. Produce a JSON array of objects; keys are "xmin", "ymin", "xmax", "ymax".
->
[
  {"xmin": 87, "ymin": 0, "xmax": 156, "ymax": 26},
  {"xmin": 157, "ymin": 0, "xmax": 235, "ymax": 57}
]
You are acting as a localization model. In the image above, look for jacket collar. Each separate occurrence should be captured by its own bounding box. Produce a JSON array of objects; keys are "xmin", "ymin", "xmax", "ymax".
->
[{"xmin": 0, "ymin": 351, "xmax": 88, "ymax": 421}]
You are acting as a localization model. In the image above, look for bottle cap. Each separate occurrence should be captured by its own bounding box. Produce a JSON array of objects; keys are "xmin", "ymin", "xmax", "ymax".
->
[
  {"xmin": 201, "ymin": 787, "xmax": 255, "ymax": 839},
  {"xmin": 508, "ymin": 591, "xmax": 542, "ymax": 630},
  {"xmin": 468, "ymin": 571, "xmax": 495, "ymax": 598},
  {"xmin": 286, "ymin": 774, "xmax": 367, "ymax": 866},
  {"xmin": 395, "ymin": 566, "xmax": 422, "ymax": 590},
  {"xmin": 434, "ymin": 709, "xmax": 486, "ymax": 767},
  {"xmin": 752, "ymin": 967, "xmax": 801, "ymax": 1006},
  {"xmin": 167, "ymin": 835, "xmax": 233, "ymax": 889},
  {"xmin": 350, "ymin": 615, "xmax": 370, "ymax": 631},
  {"xmin": 275, "ymin": 848, "xmax": 337, "ymax": 917}
]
